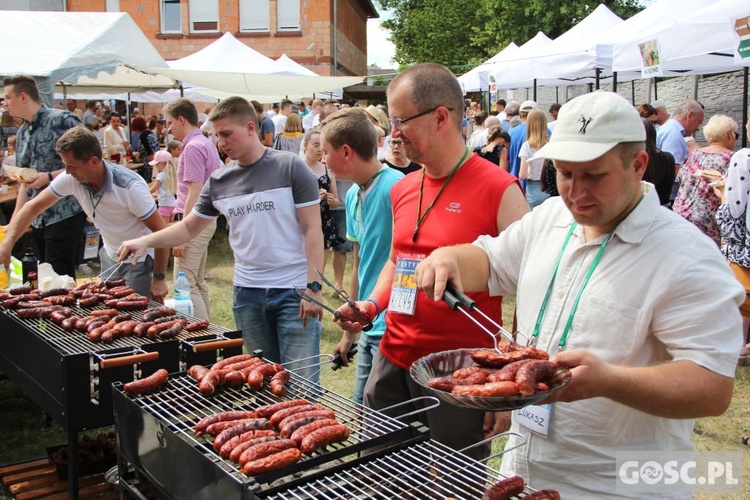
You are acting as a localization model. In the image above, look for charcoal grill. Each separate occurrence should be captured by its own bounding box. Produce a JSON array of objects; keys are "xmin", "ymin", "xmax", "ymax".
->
[
  {"xmin": 113, "ymin": 366, "xmax": 429, "ymax": 499},
  {"xmin": 0, "ymin": 303, "xmax": 243, "ymax": 499}
]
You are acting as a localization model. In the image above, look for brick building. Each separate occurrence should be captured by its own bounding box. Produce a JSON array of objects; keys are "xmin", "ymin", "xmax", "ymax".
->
[{"xmin": 15, "ymin": 0, "xmax": 378, "ymax": 77}]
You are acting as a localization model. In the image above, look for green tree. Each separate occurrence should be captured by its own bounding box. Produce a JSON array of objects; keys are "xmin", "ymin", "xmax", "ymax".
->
[
  {"xmin": 378, "ymin": 0, "xmax": 489, "ymax": 69},
  {"xmin": 378, "ymin": 0, "xmax": 643, "ymax": 71}
]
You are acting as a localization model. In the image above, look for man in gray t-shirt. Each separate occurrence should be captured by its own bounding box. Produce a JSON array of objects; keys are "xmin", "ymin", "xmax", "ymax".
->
[{"xmin": 118, "ymin": 97, "xmax": 325, "ymax": 383}]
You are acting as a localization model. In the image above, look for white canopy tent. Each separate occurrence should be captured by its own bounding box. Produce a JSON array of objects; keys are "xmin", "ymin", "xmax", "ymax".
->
[
  {"xmin": 54, "ymin": 66, "xmax": 176, "ymax": 95},
  {"xmin": 273, "ymin": 54, "xmax": 319, "ymax": 76},
  {"xmin": 167, "ymin": 32, "xmax": 277, "ymax": 73},
  {"xmin": 458, "ymin": 43, "xmax": 519, "ymax": 93},
  {"xmin": 612, "ymin": 0, "xmax": 749, "ymax": 75},
  {"xmin": 490, "ymin": 4, "xmax": 623, "ymax": 90},
  {"xmin": 0, "ymin": 11, "xmax": 167, "ymax": 102}
]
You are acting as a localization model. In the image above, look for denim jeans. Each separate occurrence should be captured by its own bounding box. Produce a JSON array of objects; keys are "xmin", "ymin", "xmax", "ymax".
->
[
  {"xmin": 232, "ymin": 286, "xmax": 322, "ymax": 384},
  {"xmin": 353, "ymin": 334, "xmax": 382, "ymax": 405},
  {"xmin": 525, "ymin": 179, "xmax": 550, "ymax": 210}
]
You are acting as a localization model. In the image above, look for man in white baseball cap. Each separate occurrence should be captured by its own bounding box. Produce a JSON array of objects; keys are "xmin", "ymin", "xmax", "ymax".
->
[{"xmin": 414, "ymin": 91, "xmax": 744, "ymax": 497}]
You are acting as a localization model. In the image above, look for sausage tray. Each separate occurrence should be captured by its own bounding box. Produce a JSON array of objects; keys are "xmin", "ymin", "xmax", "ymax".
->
[{"xmin": 410, "ymin": 348, "xmax": 570, "ymax": 411}]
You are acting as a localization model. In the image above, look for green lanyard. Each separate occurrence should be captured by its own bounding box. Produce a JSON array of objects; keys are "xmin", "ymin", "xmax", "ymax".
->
[
  {"xmin": 412, "ymin": 147, "xmax": 469, "ymax": 243},
  {"xmin": 531, "ymin": 221, "xmax": 614, "ymax": 350}
]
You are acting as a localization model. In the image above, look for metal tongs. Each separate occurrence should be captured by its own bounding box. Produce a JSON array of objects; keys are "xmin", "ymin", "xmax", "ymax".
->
[
  {"xmin": 96, "ymin": 260, "xmax": 125, "ymax": 282},
  {"xmin": 442, "ymin": 282, "xmax": 534, "ymax": 352},
  {"xmin": 294, "ymin": 269, "xmax": 373, "ymax": 332}
]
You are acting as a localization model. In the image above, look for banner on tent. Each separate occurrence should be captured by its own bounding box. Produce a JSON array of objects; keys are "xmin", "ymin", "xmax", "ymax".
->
[
  {"xmin": 639, "ymin": 39, "xmax": 662, "ymax": 78},
  {"xmin": 734, "ymin": 14, "xmax": 750, "ymax": 63}
]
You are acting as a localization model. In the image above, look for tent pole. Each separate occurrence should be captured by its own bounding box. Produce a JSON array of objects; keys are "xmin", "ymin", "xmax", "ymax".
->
[
  {"xmin": 595, "ymin": 68, "xmax": 601, "ymax": 90},
  {"xmin": 653, "ymin": 78, "xmax": 658, "ymax": 100},
  {"xmin": 556, "ymin": 87, "xmax": 559, "ymax": 103},
  {"xmin": 533, "ymin": 79, "xmax": 537, "ymax": 102},
  {"xmin": 631, "ymin": 80, "xmax": 635, "ymax": 105},
  {"xmin": 612, "ymin": 71, "xmax": 617, "ymax": 94},
  {"xmin": 743, "ymin": 67, "xmax": 748, "ymax": 149},
  {"xmin": 126, "ymin": 92, "xmax": 131, "ymax": 145}
]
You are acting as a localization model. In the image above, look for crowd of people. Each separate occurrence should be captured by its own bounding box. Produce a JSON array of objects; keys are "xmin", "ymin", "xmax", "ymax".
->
[{"xmin": 1, "ymin": 65, "xmax": 748, "ymax": 497}]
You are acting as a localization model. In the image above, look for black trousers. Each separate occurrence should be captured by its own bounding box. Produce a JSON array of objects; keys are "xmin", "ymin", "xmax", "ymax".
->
[{"xmin": 32, "ymin": 211, "xmax": 87, "ymax": 280}]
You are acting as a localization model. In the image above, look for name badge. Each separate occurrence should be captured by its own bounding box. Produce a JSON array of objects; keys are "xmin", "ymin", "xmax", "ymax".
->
[
  {"xmin": 516, "ymin": 404, "xmax": 552, "ymax": 437},
  {"xmin": 389, "ymin": 254, "xmax": 424, "ymax": 316}
]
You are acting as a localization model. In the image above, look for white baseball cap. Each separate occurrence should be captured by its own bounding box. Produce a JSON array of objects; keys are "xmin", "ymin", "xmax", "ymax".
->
[
  {"xmin": 532, "ymin": 92, "xmax": 645, "ymax": 163},
  {"xmin": 520, "ymin": 100, "xmax": 538, "ymax": 112},
  {"xmin": 149, "ymin": 150, "xmax": 172, "ymax": 165}
]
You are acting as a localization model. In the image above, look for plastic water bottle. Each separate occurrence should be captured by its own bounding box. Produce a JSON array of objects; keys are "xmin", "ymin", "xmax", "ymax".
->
[{"xmin": 173, "ymin": 271, "xmax": 193, "ymax": 316}]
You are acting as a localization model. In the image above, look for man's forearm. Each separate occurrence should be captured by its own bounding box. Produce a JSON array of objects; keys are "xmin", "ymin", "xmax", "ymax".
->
[
  {"xmin": 153, "ymin": 247, "xmax": 169, "ymax": 275},
  {"xmin": 304, "ymin": 229, "xmax": 325, "ymax": 282}
]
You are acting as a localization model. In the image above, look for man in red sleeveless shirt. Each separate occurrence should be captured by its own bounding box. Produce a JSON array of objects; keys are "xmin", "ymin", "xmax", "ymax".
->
[{"xmin": 335, "ymin": 63, "xmax": 529, "ymax": 460}]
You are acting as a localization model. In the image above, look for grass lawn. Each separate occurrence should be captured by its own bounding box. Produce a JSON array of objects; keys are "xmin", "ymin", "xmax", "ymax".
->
[{"xmin": 0, "ymin": 226, "xmax": 748, "ymax": 497}]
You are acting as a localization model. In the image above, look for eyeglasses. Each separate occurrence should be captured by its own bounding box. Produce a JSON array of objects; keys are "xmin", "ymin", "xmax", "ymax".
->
[
  {"xmin": 389, "ymin": 106, "xmax": 453, "ymax": 129},
  {"xmin": 389, "ymin": 140, "xmax": 403, "ymax": 146}
]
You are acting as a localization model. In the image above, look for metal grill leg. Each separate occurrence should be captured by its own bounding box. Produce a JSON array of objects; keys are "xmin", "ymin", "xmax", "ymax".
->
[{"xmin": 68, "ymin": 430, "xmax": 79, "ymax": 500}]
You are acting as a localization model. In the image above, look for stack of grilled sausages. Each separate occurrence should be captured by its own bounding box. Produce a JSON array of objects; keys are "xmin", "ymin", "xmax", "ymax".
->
[
  {"xmin": 482, "ymin": 475, "xmax": 560, "ymax": 499},
  {"xmin": 195, "ymin": 398, "xmax": 350, "ymax": 476},
  {"xmin": 188, "ymin": 355, "xmax": 290, "ymax": 397},
  {"xmin": 428, "ymin": 342, "xmax": 561, "ymax": 398}
]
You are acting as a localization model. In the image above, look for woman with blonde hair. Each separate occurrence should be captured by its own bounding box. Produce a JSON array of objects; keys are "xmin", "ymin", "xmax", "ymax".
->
[
  {"xmin": 273, "ymin": 113, "xmax": 305, "ymax": 153},
  {"xmin": 365, "ymin": 105, "xmax": 391, "ymax": 160},
  {"xmin": 518, "ymin": 108, "xmax": 549, "ymax": 208},
  {"xmin": 674, "ymin": 114, "xmax": 738, "ymax": 245}
]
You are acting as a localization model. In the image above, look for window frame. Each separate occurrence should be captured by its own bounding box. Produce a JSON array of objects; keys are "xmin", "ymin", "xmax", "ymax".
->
[
  {"xmin": 189, "ymin": 0, "xmax": 220, "ymax": 34},
  {"xmin": 276, "ymin": 0, "xmax": 301, "ymax": 32},
  {"xmin": 160, "ymin": 0, "xmax": 182, "ymax": 34},
  {"xmin": 239, "ymin": 0, "xmax": 271, "ymax": 33}
]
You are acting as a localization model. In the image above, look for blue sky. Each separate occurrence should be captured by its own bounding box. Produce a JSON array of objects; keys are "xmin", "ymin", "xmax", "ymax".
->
[{"xmin": 367, "ymin": 8, "xmax": 395, "ymax": 68}]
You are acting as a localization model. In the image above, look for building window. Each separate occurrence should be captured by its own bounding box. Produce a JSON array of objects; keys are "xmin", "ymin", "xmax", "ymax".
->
[
  {"xmin": 277, "ymin": 0, "xmax": 300, "ymax": 32},
  {"xmin": 239, "ymin": 0, "xmax": 270, "ymax": 32},
  {"xmin": 189, "ymin": 0, "xmax": 219, "ymax": 33},
  {"xmin": 105, "ymin": 0, "xmax": 119, "ymax": 11},
  {"xmin": 160, "ymin": 0, "xmax": 181, "ymax": 33}
]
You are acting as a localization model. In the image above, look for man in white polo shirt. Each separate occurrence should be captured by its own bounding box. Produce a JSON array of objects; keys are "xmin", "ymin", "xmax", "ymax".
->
[{"xmin": 0, "ymin": 126, "xmax": 169, "ymax": 300}]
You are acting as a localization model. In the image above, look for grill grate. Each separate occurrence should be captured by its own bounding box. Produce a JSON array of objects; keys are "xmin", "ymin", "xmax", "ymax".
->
[
  {"xmin": 265, "ymin": 439, "xmax": 515, "ymax": 500},
  {"xmin": 1, "ymin": 303, "xmax": 233, "ymax": 355},
  {"xmin": 117, "ymin": 368, "xmax": 415, "ymax": 486}
]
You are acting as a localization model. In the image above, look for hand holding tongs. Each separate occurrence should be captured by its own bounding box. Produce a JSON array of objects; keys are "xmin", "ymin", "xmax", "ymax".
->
[
  {"xmin": 442, "ymin": 282, "xmax": 533, "ymax": 352},
  {"xmin": 96, "ymin": 260, "xmax": 125, "ymax": 282},
  {"xmin": 294, "ymin": 269, "xmax": 373, "ymax": 331}
]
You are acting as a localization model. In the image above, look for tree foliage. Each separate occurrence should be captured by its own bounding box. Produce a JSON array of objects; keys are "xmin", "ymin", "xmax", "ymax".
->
[{"xmin": 377, "ymin": 0, "xmax": 644, "ymax": 72}]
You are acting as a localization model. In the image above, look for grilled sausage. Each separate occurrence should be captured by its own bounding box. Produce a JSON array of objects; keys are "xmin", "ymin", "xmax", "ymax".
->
[
  {"xmin": 470, "ymin": 347, "xmax": 549, "ymax": 368},
  {"xmin": 142, "ymin": 306, "xmax": 176, "ymax": 322},
  {"xmin": 289, "ymin": 418, "xmax": 339, "ymax": 446},
  {"xmin": 452, "ymin": 366, "xmax": 492, "ymax": 379},
  {"xmin": 110, "ymin": 287, "xmax": 136, "ymax": 298},
  {"xmin": 104, "ymin": 279, "xmax": 127, "ymax": 288},
  {"xmin": 299, "ymin": 424, "xmax": 350, "ymax": 455},
  {"xmin": 481, "ymin": 475, "xmax": 526, "ymax": 500},
  {"xmin": 8, "ymin": 285, "xmax": 33, "ymax": 295},
  {"xmin": 223, "ymin": 370, "xmax": 246, "ymax": 386},
  {"xmin": 133, "ymin": 321, "xmax": 156, "ymax": 337},
  {"xmin": 212, "ymin": 419, "xmax": 273, "ymax": 450},
  {"xmin": 522, "ymin": 490, "xmax": 560, "ymax": 500},
  {"xmin": 78, "ymin": 295, "xmax": 100, "ymax": 308},
  {"xmin": 242, "ymin": 447, "xmax": 302, "ymax": 476},
  {"xmin": 194, "ymin": 410, "xmax": 259, "ymax": 435},
  {"xmin": 91, "ymin": 308, "xmax": 119, "ymax": 317},
  {"xmin": 428, "ymin": 377, "xmax": 456, "ymax": 392},
  {"xmin": 205, "ymin": 418, "xmax": 266, "ymax": 437},
  {"xmin": 269, "ymin": 369, "xmax": 290, "ymax": 397},
  {"xmin": 238, "ymin": 439, "xmax": 297, "ymax": 467},
  {"xmin": 225, "ymin": 435, "xmax": 279, "ymax": 461},
  {"xmin": 246, "ymin": 369, "xmax": 265, "ymax": 391},
  {"xmin": 90, "ymin": 324, "xmax": 113, "ymax": 342},
  {"xmin": 17, "ymin": 300, "xmax": 53, "ymax": 309},
  {"xmin": 49, "ymin": 310, "xmax": 72, "ymax": 325},
  {"xmin": 158, "ymin": 321, "xmax": 184, "ymax": 339},
  {"xmin": 112, "ymin": 313, "xmax": 132, "ymax": 323},
  {"xmin": 86, "ymin": 319, "xmax": 108, "ymax": 333},
  {"xmin": 211, "ymin": 354, "xmax": 254, "ymax": 371},
  {"xmin": 268, "ymin": 404, "xmax": 320, "ymax": 428},
  {"xmin": 153, "ymin": 315, "xmax": 179, "ymax": 324},
  {"xmin": 254, "ymin": 399, "xmax": 310, "ymax": 419},
  {"xmin": 123, "ymin": 369, "xmax": 169, "ymax": 395},
  {"xmin": 39, "ymin": 288, "xmax": 71, "ymax": 298},
  {"xmin": 114, "ymin": 299, "xmax": 149, "ymax": 311},
  {"xmin": 451, "ymin": 381, "xmax": 519, "ymax": 398},
  {"xmin": 43, "ymin": 294, "xmax": 75, "ymax": 306},
  {"xmin": 515, "ymin": 360, "xmax": 557, "ymax": 396},
  {"xmin": 16, "ymin": 305, "xmax": 62, "ymax": 319},
  {"xmin": 279, "ymin": 413, "xmax": 335, "ymax": 438},
  {"xmin": 185, "ymin": 320, "xmax": 210, "ymax": 332},
  {"xmin": 487, "ymin": 359, "xmax": 535, "ymax": 382},
  {"xmin": 198, "ymin": 370, "xmax": 221, "ymax": 396},
  {"xmin": 61, "ymin": 316, "xmax": 80, "ymax": 331},
  {"xmin": 187, "ymin": 365, "xmax": 210, "ymax": 384},
  {"xmin": 147, "ymin": 320, "xmax": 180, "ymax": 337}
]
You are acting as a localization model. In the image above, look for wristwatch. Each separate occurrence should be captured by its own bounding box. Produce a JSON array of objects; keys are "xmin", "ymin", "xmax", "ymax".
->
[
  {"xmin": 47, "ymin": 172, "xmax": 54, "ymax": 183},
  {"xmin": 306, "ymin": 281, "xmax": 322, "ymax": 292},
  {"xmin": 153, "ymin": 272, "xmax": 166, "ymax": 280}
]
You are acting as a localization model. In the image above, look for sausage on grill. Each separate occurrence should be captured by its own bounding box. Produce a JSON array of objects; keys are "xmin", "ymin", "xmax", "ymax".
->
[
  {"xmin": 133, "ymin": 321, "xmax": 156, "ymax": 337},
  {"xmin": 522, "ymin": 490, "xmax": 560, "ymax": 500},
  {"xmin": 142, "ymin": 306, "xmax": 177, "ymax": 322},
  {"xmin": 78, "ymin": 295, "xmax": 100, "ymax": 308},
  {"xmin": 205, "ymin": 418, "xmax": 264, "ymax": 437},
  {"xmin": 212, "ymin": 419, "xmax": 273, "ymax": 450},
  {"xmin": 254, "ymin": 399, "xmax": 309, "ymax": 419},
  {"xmin": 481, "ymin": 475, "xmax": 526, "ymax": 500},
  {"xmin": 211, "ymin": 354, "xmax": 254, "ymax": 371},
  {"xmin": 185, "ymin": 320, "xmax": 210, "ymax": 331},
  {"xmin": 91, "ymin": 308, "xmax": 119, "ymax": 317},
  {"xmin": 290, "ymin": 418, "xmax": 339, "ymax": 446},
  {"xmin": 39, "ymin": 288, "xmax": 70, "ymax": 298},
  {"xmin": 242, "ymin": 447, "xmax": 302, "ymax": 476},
  {"xmin": 225, "ymin": 434, "xmax": 279, "ymax": 461},
  {"xmin": 198, "ymin": 370, "xmax": 221, "ymax": 396},
  {"xmin": 268, "ymin": 404, "xmax": 320, "ymax": 428},
  {"xmin": 238, "ymin": 439, "xmax": 297, "ymax": 467},
  {"xmin": 299, "ymin": 424, "xmax": 350, "ymax": 455},
  {"xmin": 194, "ymin": 410, "xmax": 258, "ymax": 435},
  {"xmin": 123, "ymin": 369, "xmax": 169, "ymax": 395},
  {"xmin": 279, "ymin": 414, "xmax": 334, "ymax": 438},
  {"xmin": 269, "ymin": 369, "xmax": 290, "ymax": 397}
]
